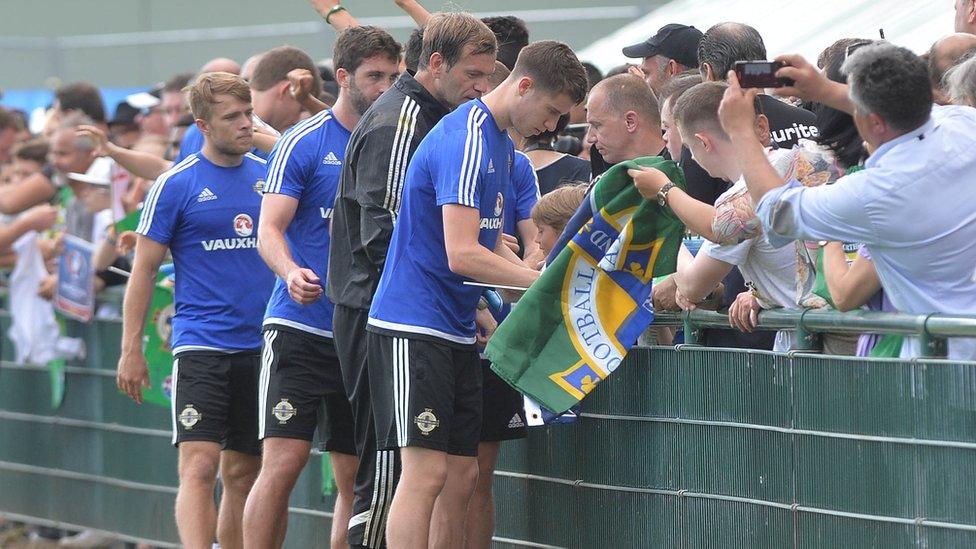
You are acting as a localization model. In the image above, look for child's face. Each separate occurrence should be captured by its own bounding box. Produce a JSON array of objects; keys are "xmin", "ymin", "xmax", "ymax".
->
[
  {"xmin": 10, "ymin": 158, "xmax": 42, "ymax": 184},
  {"xmin": 534, "ymin": 222, "xmax": 562, "ymax": 257}
]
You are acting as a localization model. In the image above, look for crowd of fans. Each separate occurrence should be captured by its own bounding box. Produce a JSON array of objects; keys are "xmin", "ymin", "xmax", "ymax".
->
[{"xmin": 1, "ymin": 0, "xmax": 976, "ymax": 547}]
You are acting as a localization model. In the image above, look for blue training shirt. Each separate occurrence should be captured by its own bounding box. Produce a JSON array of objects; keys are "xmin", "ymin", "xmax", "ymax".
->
[
  {"xmin": 137, "ymin": 152, "xmax": 275, "ymax": 354},
  {"xmin": 505, "ymin": 151, "xmax": 539, "ymax": 236},
  {"xmin": 262, "ymin": 110, "xmax": 351, "ymax": 338},
  {"xmin": 492, "ymin": 150, "xmax": 539, "ymax": 324},
  {"xmin": 368, "ymin": 99, "xmax": 514, "ymax": 346}
]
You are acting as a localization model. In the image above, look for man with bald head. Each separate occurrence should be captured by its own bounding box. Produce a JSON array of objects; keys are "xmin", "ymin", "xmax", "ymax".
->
[
  {"xmin": 928, "ymin": 33, "xmax": 976, "ymax": 103},
  {"xmin": 584, "ymin": 73, "xmax": 666, "ymax": 165},
  {"xmin": 199, "ymin": 56, "xmax": 241, "ymax": 75},
  {"xmin": 240, "ymin": 53, "xmax": 265, "ymax": 82},
  {"xmin": 49, "ymin": 114, "xmax": 99, "ymax": 239}
]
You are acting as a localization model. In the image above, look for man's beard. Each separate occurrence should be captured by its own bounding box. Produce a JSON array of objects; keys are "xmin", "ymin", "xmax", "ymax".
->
[
  {"xmin": 348, "ymin": 81, "xmax": 372, "ymax": 116},
  {"xmin": 214, "ymin": 135, "xmax": 253, "ymax": 156}
]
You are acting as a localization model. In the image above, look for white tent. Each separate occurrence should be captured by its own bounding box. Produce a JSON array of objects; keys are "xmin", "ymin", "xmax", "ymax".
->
[{"xmin": 580, "ymin": 0, "xmax": 955, "ymax": 72}]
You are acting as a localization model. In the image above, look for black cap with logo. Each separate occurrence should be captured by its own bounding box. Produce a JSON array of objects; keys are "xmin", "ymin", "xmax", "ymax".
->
[{"xmin": 622, "ymin": 23, "xmax": 703, "ymax": 69}]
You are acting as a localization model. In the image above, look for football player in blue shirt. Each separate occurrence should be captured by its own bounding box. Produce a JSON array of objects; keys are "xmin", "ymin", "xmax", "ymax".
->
[
  {"xmin": 240, "ymin": 27, "xmax": 402, "ymax": 549},
  {"xmin": 366, "ymin": 41, "xmax": 588, "ymax": 548},
  {"xmin": 465, "ymin": 61, "xmax": 542, "ymax": 549},
  {"xmin": 117, "ymin": 73, "xmax": 275, "ymax": 549}
]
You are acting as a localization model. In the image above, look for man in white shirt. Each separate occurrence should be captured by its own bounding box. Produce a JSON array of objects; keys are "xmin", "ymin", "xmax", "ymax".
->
[
  {"xmin": 631, "ymin": 82, "xmax": 798, "ymax": 351},
  {"xmin": 718, "ymin": 43, "xmax": 976, "ymax": 360}
]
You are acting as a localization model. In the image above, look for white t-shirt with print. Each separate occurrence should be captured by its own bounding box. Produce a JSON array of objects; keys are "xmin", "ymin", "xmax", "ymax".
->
[{"xmin": 699, "ymin": 177, "xmax": 798, "ymax": 351}]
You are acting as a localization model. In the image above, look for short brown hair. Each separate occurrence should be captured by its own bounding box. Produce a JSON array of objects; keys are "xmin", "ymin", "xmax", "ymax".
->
[
  {"xmin": 55, "ymin": 82, "xmax": 105, "ymax": 123},
  {"xmin": 672, "ymin": 81, "xmax": 728, "ymax": 139},
  {"xmin": 531, "ymin": 183, "xmax": 588, "ymax": 231},
  {"xmin": 334, "ymin": 26, "xmax": 402, "ymax": 74},
  {"xmin": 250, "ymin": 46, "xmax": 321, "ymax": 98},
  {"xmin": 0, "ymin": 108, "xmax": 24, "ymax": 131},
  {"xmin": 13, "ymin": 138, "xmax": 48, "ymax": 164},
  {"xmin": 512, "ymin": 41, "xmax": 588, "ymax": 104},
  {"xmin": 186, "ymin": 72, "xmax": 251, "ymax": 122},
  {"xmin": 591, "ymin": 74, "xmax": 661, "ymax": 127},
  {"xmin": 419, "ymin": 13, "xmax": 496, "ymax": 71},
  {"xmin": 163, "ymin": 72, "xmax": 194, "ymax": 94},
  {"xmin": 658, "ymin": 71, "xmax": 702, "ymax": 107}
]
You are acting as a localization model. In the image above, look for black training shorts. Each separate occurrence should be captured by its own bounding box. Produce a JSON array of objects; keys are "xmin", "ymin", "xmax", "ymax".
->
[
  {"xmin": 367, "ymin": 331, "xmax": 482, "ymax": 456},
  {"xmin": 480, "ymin": 359, "xmax": 528, "ymax": 442},
  {"xmin": 171, "ymin": 351, "xmax": 261, "ymax": 456},
  {"xmin": 258, "ymin": 326, "xmax": 355, "ymax": 455}
]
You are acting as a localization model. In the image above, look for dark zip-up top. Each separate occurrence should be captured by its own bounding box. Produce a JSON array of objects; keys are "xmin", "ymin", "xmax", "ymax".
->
[{"xmin": 326, "ymin": 71, "xmax": 451, "ymax": 310}]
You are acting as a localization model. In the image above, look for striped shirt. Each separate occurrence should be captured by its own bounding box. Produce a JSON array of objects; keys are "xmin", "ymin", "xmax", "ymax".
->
[
  {"xmin": 326, "ymin": 72, "xmax": 451, "ymax": 310},
  {"xmin": 262, "ymin": 109, "xmax": 351, "ymax": 338},
  {"xmin": 137, "ymin": 152, "xmax": 275, "ymax": 355}
]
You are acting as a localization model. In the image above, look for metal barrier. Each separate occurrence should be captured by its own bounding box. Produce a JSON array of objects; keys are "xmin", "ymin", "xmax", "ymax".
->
[{"xmin": 2, "ymin": 310, "xmax": 976, "ymax": 547}]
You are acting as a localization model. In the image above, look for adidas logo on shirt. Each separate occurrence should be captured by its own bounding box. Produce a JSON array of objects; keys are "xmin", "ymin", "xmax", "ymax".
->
[
  {"xmin": 322, "ymin": 152, "xmax": 342, "ymax": 166},
  {"xmin": 508, "ymin": 413, "xmax": 525, "ymax": 429},
  {"xmin": 487, "ymin": 159, "xmax": 495, "ymax": 174},
  {"xmin": 197, "ymin": 187, "xmax": 218, "ymax": 202}
]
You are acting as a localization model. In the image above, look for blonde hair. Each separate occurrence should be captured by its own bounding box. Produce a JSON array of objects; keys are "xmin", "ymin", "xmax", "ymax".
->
[
  {"xmin": 185, "ymin": 72, "xmax": 251, "ymax": 122},
  {"xmin": 531, "ymin": 183, "xmax": 588, "ymax": 232}
]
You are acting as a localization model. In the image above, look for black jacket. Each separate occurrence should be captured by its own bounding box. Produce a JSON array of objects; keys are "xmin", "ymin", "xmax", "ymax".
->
[{"xmin": 326, "ymin": 72, "xmax": 450, "ymax": 310}]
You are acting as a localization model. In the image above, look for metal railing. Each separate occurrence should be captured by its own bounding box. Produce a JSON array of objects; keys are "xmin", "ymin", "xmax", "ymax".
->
[
  {"xmin": 3, "ymin": 309, "xmax": 976, "ymax": 547},
  {"xmin": 651, "ymin": 309, "xmax": 976, "ymax": 358}
]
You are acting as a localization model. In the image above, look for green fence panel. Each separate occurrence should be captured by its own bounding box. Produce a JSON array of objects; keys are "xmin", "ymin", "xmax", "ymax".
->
[{"xmin": 4, "ymin": 310, "xmax": 976, "ymax": 548}]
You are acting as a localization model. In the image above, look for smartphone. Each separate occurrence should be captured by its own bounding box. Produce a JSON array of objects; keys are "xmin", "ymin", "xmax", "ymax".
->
[{"xmin": 734, "ymin": 61, "xmax": 794, "ymax": 88}]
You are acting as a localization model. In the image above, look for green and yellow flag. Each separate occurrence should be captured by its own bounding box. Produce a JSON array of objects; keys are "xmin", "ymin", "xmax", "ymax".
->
[
  {"xmin": 486, "ymin": 157, "xmax": 685, "ymax": 414},
  {"xmin": 140, "ymin": 271, "xmax": 176, "ymax": 407}
]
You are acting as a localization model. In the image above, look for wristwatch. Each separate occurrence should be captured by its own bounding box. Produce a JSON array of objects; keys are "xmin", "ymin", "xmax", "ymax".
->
[{"xmin": 657, "ymin": 182, "xmax": 676, "ymax": 207}]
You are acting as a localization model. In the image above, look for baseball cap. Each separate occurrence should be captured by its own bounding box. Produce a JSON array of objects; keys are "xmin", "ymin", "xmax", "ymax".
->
[
  {"xmin": 622, "ymin": 23, "xmax": 703, "ymax": 69},
  {"xmin": 125, "ymin": 86, "xmax": 162, "ymax": 111},
  {"xmin": 68, "ymin": 157, "xmax": 113, "ymax": 186},
  {"xmin": 108, "ymin": 101, "xmax": 140, "ymax": 127}
]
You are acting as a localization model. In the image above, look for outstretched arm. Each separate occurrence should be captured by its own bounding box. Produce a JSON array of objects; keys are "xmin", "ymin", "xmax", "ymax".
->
[
  {"xmin": 0, "ymin": 172, "xmax": 56, "ymax": 215},
  {"xmin": 822, "ymin": 243, "xmax": 882, "ymax": 312},
  {"xmin": 77, "ymin": 125, "xmax": 171, "ymax": 180},
  {"xmin": 394, "ymin": 0, "xmax": 432, "ymax": 26},
  {"xmin": 308, "ymin": 0, "xmax": 360, "ymax": 31}
]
